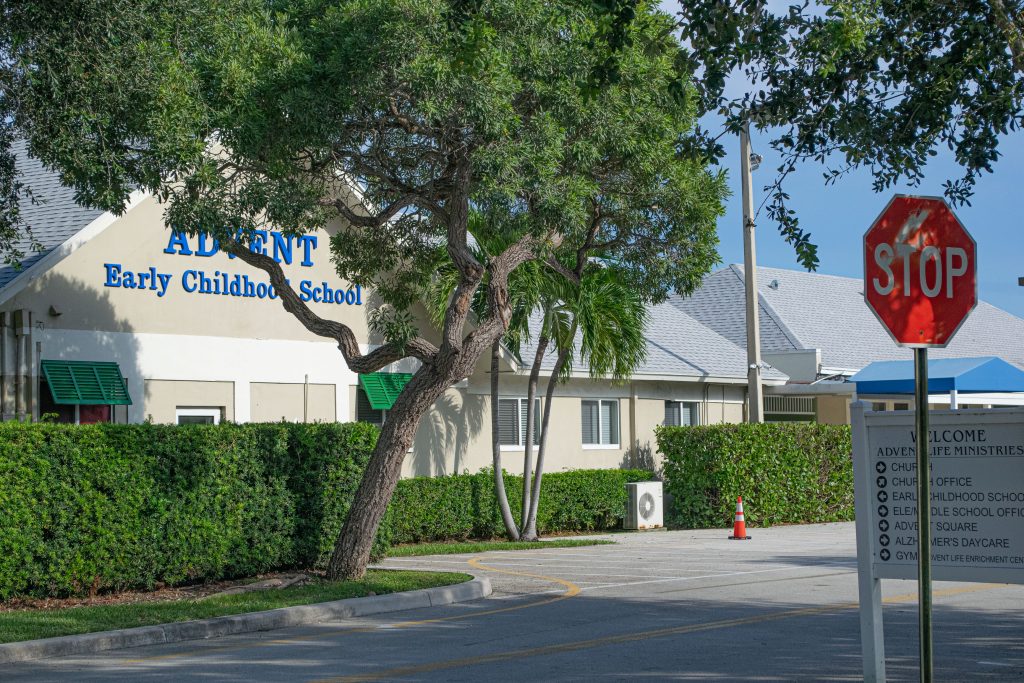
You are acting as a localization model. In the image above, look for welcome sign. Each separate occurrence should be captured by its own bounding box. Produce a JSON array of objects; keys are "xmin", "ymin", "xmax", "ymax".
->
[{"xmin": 102, "ymin": 230, "xmax": 363, "ymax": 305}]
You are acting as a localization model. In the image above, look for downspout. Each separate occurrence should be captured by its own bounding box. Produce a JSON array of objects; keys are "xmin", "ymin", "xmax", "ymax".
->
[
  {"xmin": 304, "ymin": 373, "xmax": 309, "ymax": 423},
  {"xmin": 0, "ymin": 312, "xmax": 8, "ymax": 420},
  {"xmin": 31, "ymin": 339, "xmax": 40, "ymax": 422},
  {"xmin": 13, "ymin": 310, "xmax": 25, "ymax": 421},
  {"xmin": 629, "ymin": 381, "xmax": 638, "ymax": 452}
]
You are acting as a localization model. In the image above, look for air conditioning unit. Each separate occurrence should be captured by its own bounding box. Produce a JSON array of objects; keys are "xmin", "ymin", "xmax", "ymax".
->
[{"xmin": 625, "ymin": 481, "xmax": 663, "ymax": 530}]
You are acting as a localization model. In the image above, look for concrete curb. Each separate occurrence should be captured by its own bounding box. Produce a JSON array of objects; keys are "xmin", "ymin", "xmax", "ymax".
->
[{"xmin": 0, "ymin": 576, "xmax": 491, "ymax": 664}]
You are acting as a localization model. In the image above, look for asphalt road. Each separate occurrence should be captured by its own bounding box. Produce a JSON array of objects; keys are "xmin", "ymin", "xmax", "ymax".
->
[{"xmin": 5, "ymin": 522, "xmax": 1024, "ymax": 681}]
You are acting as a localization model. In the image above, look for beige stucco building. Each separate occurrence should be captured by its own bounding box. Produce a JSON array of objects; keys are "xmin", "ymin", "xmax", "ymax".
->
[{"xmin": 0, "ymin": 147, "xmax": 791, "ymax": 478}]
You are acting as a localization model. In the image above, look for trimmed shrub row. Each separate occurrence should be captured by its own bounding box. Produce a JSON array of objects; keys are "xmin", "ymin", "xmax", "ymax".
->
[
  {"xmin": 385, "ymin": 468, "xmax": 652, "ymax": 545},
  {"xmin": 0, "ymin": 421, "xmax": 648, "ymax": 600},
  {"xmin": 657, "ymin": 423, "xmax": 854, "ymax": 529}
]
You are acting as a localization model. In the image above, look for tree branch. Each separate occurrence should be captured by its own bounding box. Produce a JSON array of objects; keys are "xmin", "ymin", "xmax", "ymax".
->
[{"xmin": 220, "ymin": 236, "xmax": 438, "ymax": 371}]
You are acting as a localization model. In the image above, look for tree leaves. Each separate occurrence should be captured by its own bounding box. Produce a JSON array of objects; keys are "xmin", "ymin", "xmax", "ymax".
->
[{"xmin": 676, "ymin": 0, "xmax": 1024, "ymax": 270}]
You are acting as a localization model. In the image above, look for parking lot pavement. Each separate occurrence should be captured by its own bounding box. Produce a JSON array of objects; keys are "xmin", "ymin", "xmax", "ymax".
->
[{"xmin": 6, "ymin": 522, "xmax": 1024, "ymax": 682}]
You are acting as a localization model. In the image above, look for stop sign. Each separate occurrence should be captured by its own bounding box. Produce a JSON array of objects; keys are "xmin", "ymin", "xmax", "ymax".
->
[{"xmin": 864, "ymin": 195, "xmax": 977, "ymax": 347}]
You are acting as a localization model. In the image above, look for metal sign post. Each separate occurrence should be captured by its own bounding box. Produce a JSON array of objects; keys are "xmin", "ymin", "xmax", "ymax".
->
[
  {"xmin": 913, "ymin": 348, "xmax": 932, "ymax": 681},
  {"xmin": 862, "ymin": 195, "xmax": 978, "ymax": 683}
]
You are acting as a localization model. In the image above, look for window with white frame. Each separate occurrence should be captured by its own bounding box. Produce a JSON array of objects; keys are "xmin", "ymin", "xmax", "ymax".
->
[
  {"xmin": 664, "ymin": 400, "xmax": 700, "ymax": 427},
  {"xmin": 176, "ymin": 407, "xmax": 222, "ymax": 425},
  {"xmin": 497, "ymin": 398, "xmax": 542, "ymax": 447},
  {"xmin": 581, "ymin": 399, "xmax": 619, "ymax": 446}
]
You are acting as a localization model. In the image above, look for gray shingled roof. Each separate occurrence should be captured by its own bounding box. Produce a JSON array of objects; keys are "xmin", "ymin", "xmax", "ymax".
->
[
  {"xmin": 724, "ymin": 265, "xmax": 1024, "ymax": 372},
  {"xmin": 668, "ymin": 265, "xmax": 800, "ymax": 354},
  {"xmin": 0, "ymin": 141, "xmax": 105, "ymax": 290},
  {"xmin": 518, "ymin": 298, "xmax": 788, "ymax": 382}
]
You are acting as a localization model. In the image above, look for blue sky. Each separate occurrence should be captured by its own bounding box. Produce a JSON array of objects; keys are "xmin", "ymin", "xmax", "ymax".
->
[
  {"xmin": 710, "ymin": 125, "xmax": 1023, "ymax": 318},
  {"xmin": 662, "ymin": 0, "xmax": 1024, "ymax": 320}
]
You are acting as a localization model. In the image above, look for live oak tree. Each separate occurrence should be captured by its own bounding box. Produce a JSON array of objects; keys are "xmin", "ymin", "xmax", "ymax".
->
[
  {"xmin": 0, "ymin": 0, "xmax": 725, "ymax": 578},
  {"xmin": 674, "ymin": 0, "xmax": 1024, "ymax": 269}
]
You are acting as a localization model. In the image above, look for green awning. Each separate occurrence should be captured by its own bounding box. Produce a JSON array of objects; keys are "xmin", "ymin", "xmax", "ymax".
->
[
  {"xmin": 41, "ymin": 360, "xmax": 133, "ymax": 405},
  {"xmin": 358, "ymin": 372, "xmax": 413, "ymax": 410}
]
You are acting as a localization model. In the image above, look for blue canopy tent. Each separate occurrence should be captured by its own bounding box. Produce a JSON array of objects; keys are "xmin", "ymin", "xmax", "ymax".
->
[{"xmin": 850, "ymin": 356, "xmax": 1024, "ymax": 407}]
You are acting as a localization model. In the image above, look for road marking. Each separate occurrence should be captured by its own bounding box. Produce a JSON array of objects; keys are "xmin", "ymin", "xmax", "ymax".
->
[
  {"xmin": 309, "ymin": 583, "xmax": 1007, "ymax": 682},
  {"xmin": 121, "ymin": 557, "xmax": 579, "ymax": 665}
]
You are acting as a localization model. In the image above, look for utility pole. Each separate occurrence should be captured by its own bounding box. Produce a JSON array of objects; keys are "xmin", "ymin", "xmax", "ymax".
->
[{"xmin": 741, "ymin": 122, "xmax": 764, "ymax": 423}]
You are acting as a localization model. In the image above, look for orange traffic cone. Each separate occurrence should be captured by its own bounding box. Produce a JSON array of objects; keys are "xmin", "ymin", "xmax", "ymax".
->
[{"xmin": 729, "ymin": 496, "xmax": 751, "ymax": 540}]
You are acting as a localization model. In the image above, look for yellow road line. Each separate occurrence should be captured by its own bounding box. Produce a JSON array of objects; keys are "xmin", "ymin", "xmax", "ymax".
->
[
  {"xmin": 311, "ymin": 582, "xmax": 1007, "ymax": 683},
  {"xmin": 122, "ymin": 557, "xmax": 579, "ymax": 664}
]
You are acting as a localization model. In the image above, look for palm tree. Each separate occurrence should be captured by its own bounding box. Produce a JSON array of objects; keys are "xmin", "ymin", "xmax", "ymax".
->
[
  {"xmin": 518, "ymin": 264, "xmax": 649, "ymax": 540},
  {"xmin": 428, "ymin": 216, "xmax": 650, "ymax": 541}
]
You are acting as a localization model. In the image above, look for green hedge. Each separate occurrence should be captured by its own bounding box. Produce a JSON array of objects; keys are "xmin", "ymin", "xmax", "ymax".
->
[
  {"xmin": 0, "ymin": 421, "xmax": 649, "ymax": 600},
  {"xmin": 0, "ymin": 422, "xmax": 380, "ymax": 600},
  {"xmin": 386, "ymin": 468, "xmax": 652, "ymax": 544},
  {"xmin": 657, "ymin": 423, "xmax": 854, "ymax": 529}
]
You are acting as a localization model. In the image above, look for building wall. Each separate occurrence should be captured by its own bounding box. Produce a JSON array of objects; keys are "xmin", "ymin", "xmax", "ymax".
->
[
  {"xmin": 0, "ymin": 191, "xmax": 756, "ymax": 474},
  {"xmin": 144, "ymin": 379, "xmax": 235, "ymax": 423},
  {"xmin": 816, "ymin": 395, "xmax": 850, "ymax": 424},
  {"xmin": 250, "ymin": 382, "xmax": 336, "ymax": 423},
  {"xmin": 399, "ymin": 377, "xmax": 750, "ymax": 478},
  {"xmin": 3, "ymin": 196, "xmax": 373, "ymax": 343}
]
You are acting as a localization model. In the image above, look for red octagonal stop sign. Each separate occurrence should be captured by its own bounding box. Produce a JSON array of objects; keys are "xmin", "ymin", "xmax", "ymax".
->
[{"xmin": 864, "ymin": 195, "xmax": 977, "ymax": 347}]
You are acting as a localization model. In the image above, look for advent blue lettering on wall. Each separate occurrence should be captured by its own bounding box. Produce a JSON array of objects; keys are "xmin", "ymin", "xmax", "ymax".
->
[
  {"xmin": 163, "ymin": 230, "xmax": 319, "ymax": 267},
  {"xmin": 100, "ymin": 228, "xmax": 362, "ymax": 305}
]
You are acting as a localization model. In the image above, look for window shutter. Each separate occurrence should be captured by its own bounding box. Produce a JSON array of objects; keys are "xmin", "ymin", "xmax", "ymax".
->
[
  {"xmin": 581, "ymin": 400, "xmax": 599, "ymax": 444},
  {"xmin": 356, "ymin": 387, "xmax": 384, "ymax": 425},
  {"xmin": 498, "ymin": 399, "xmax": 520, "ymax": 445},
  {"xmin": 601, "ymin": 400, "xmax": 619, "ymax": 444},
  {"xmin": 664, "ymin": 401, "xmax": 681, "ymax": 427}
]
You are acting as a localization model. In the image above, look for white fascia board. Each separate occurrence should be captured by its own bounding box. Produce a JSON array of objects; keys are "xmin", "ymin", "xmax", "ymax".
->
[
  {"xmin": 0, "ymin": 189, "xmax": 150, "ymax": 307},
  {"xmin": 502, "ymin": 369, "xmax": 788, "ymax": 386},
  {"xmin": 765, "ymin": 383, "xmax": 856, "ymax": 396},
  {"xmin": 819, "ymin": 366, "xmax": 860, "ymax": 377}
]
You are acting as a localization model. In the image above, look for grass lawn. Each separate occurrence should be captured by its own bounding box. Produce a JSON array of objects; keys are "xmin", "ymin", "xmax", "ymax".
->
[
  {"xmin": 386, "ymin": 538, "xmax": 614, "ymax": 557},
  {"xmin": 0, "ymin": 570, "xmax": 469, "ymax": 645}
]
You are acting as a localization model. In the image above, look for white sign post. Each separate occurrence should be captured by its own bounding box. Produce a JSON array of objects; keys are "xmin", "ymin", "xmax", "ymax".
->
[{"xmin": 852, "ymin": 404, "xmax": 1024, "ymax": 681}]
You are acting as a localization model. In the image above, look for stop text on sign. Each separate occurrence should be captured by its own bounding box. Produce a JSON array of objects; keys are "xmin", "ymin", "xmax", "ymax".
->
[{"xmin": 871, "ymin": 240, "xmax": 970, "ymax": 299}]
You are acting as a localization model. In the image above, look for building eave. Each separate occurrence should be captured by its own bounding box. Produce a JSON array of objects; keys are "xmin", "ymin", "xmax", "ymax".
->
[{"xmin": 0, "ymin": 189, "xmax": 150, "ymax": 308}]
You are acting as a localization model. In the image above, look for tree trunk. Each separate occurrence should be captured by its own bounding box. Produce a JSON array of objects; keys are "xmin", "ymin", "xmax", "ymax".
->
[
  {"xmin": 522, "ymin": 335, "xmax": 548, "ymax": 528},
  {"xmin": 327, "ymin": 368, "xmax": 449, "ymax": 580},
  {"xmin": 522, "ymin": 343, "xmax": 571, "ymax": 541},
  {"xmin": 491, "ymin": 341, "xmax": 520, "ymax": 540}
]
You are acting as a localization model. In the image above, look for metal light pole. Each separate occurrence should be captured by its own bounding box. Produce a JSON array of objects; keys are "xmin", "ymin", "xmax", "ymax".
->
[{"xmin": 740, "ymin": 122, "xmax": 764, "ymax": 423}]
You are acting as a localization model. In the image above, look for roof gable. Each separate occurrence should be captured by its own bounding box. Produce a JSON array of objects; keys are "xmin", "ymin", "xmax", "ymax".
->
[{"xmin": 1, "ymin": 141, "xmax": 106, "ymax": 290}]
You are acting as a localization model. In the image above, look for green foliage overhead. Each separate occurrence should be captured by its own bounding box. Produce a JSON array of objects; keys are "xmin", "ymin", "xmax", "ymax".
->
[
  {"xmin": 658, "ymin": 423, "xmax": 854, "ymax": 529},
  {"xmin": 674, "ymin": 0, "xmax": 1024, "ymax": 270},
  {"xmin": 2, "ymin": 0, "xmax": 725, "ymax": 314}
]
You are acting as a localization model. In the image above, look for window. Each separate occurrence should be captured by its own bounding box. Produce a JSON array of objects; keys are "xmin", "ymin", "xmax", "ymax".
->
[
  {"xmin": 176, "ymin": 407, "xmax": 222, "ymax": 425},
  {"xmin": 871, "ymin": 402, "xmax": 887, "ymax": 412},
  {"xmin": 664, "ymin": 401, "xmax": 700, "ymax": 427},
  {"xmin": 356, "ymin": 385, "xmax": 385, "ymax": 426},
  {"xmin": 581, "ymin": 399, "xmax": 619, "ymax": 447},
  {"xmin": 497, "ymin": 398, "xmax": 542, "ymax": 447},
  {"xmin": 893, "ymin": 402, "xmax": 910, "ymax": 411}
]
